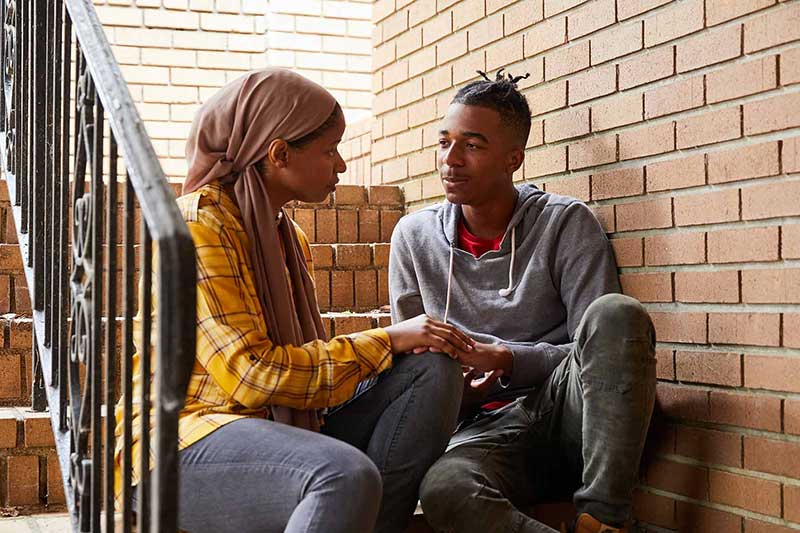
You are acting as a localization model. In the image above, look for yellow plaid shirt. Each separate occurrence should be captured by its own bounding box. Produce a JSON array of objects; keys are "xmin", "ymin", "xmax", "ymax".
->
[{"xmin": 114, "ymin": 181, "xmax": 392, "ymax": 498}]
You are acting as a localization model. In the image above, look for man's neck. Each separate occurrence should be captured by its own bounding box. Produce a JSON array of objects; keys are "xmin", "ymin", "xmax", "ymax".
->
[{"xmin": 461, "ymin": 186, "xmax": 518, "ymax": 239}]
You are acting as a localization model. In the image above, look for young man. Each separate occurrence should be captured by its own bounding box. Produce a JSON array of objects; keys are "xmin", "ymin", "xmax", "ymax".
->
[{"xmin": 388, "ymin": 71, "xmax": 657, "ymax": 533}]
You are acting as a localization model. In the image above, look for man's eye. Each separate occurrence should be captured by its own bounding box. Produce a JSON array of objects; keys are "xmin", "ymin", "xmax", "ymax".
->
[
  {"xmin": 438, "ymin": 140, "xmax": 450, "ymax": 148},
  {"xmin": 466, "ymin": 143, "xmax": 478, "ymax": 149}
]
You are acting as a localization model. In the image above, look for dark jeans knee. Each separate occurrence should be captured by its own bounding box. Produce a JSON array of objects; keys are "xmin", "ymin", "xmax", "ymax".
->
[
  {"xmin": 582, "ymin": 293, "xmax": 654, "ymax": 344},
  {"xmin": 420, "ymin": 455, "xmax": 488, "ymax": 532}
]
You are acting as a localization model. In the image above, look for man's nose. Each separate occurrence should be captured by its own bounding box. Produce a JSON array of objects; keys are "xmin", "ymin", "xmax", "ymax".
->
[{"xmin": 443, "ymin": 144, "xmax": 463, "ymax": 167}]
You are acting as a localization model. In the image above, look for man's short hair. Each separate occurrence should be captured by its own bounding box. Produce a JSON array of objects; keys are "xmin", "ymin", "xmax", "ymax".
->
[{"xmin": 451, "ymin": 69, "xmax": 532, "ymax": 148}]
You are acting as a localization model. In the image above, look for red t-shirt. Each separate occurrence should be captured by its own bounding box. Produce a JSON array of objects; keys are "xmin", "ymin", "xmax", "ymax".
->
[{"xmin": 458, "ymin": 219, "xmax": 504, "ymax": 257}]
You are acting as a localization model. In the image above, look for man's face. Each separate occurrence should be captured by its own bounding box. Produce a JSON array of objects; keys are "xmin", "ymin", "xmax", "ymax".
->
[{"xmin": 437, "ymin": 103, "xmax": 523, "ymax": 206}]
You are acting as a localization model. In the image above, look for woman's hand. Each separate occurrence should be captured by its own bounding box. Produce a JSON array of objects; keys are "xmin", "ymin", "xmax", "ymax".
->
[{"xmin": 384, "ymin": 314, "xmax": 475, "ymax": 359}]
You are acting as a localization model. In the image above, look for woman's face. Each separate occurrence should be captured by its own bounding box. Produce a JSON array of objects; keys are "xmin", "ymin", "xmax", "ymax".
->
[{"xmin": 275, "ymin": 111, "xmax": 347, "ymax": 204}]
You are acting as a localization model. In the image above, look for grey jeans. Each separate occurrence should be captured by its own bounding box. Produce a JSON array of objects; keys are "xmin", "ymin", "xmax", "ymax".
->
[
  {"xmin": 170, "ymin": 352, "xmax": 463, "ymax": 533},
  {"xmin": 419, "ymin": 294, "xmax": 657, "ymax": 533}
]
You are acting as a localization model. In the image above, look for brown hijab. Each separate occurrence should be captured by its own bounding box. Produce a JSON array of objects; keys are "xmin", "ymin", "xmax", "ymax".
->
[{"xmin": 183, "ymin": 68, "xmax": 337, "ymax": 431}]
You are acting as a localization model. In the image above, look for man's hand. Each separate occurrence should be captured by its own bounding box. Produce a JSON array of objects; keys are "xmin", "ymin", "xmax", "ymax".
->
[
  {"xmin": 457, "ymin": 342, "xmax": 513, "ymax": 375},
  {"xmin": 460, "ymin": 368, "xmax": 503, "ymax": 415},
  {"xmin": 384, "ymin": 314, "xmax": 475, "ymax": 359}
]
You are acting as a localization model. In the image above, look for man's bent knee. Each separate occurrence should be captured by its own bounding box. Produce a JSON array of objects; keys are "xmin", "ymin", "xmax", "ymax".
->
[{"xmin": 583, "ymin": 293, "xmax": 654, "ymax": 342}]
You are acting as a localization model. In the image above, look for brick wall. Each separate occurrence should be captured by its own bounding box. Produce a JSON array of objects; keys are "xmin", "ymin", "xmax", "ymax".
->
[
  {"xmin": 368, "ymin": 0, "xmax": 800, "ymax": 530},
  {"xmin": 92, "ymin": 0, "xmax": 373, "ymax": 182}
]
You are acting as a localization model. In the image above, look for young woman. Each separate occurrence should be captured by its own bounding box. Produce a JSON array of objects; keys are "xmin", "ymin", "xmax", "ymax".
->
[{"xmin": 115, "ymin": 68, "xmax": 470, "ymax": 533}]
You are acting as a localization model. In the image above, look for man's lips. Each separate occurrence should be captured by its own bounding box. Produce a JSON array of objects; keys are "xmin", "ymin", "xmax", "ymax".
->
[{"xmin": 442, "ymin": 176, "xmax": 468, "ymax": 183}]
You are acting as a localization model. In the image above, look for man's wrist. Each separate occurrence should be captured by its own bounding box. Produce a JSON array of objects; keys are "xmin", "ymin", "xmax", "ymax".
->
[{"xmin": 495, "ymin": 345, "xmax": 513, "ymax": 376}]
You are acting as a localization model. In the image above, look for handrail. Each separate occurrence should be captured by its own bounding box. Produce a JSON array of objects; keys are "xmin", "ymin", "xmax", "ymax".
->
[{"xmin": 0, "ymin": 0, "xmax": 196, "ymax": 531}]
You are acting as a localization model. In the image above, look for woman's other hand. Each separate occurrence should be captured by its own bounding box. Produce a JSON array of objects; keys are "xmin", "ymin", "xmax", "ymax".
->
[{"xmin": 384, "ymin": 314, "xmax": 475, "ymax": 359}]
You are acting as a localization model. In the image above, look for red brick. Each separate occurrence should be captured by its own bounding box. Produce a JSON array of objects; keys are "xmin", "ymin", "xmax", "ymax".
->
[
  {"xmin": 0, "ymin": 244, "xmax": 23, "ymax": 271},
  {"xmin": 373, "ymin": 244, "xmax": 390, "ymax": 268},
  {"xmin": 707, "ymin": 0, "xmax": 775, "ymax": 26},
  {"xmin": 742, "ymin": 268, "xmax": 800, "ymax": 303},
  {"xmin": 7, "ymin": 455, "xmax": 39, "ymax": 505},
  {"xmin": 591, "ymin": 91, "xmax": 643, "ymax": 132},
  {"xmin": 315, "ymin": 270, "xmax": 331, "ymax": 310},
  {"xmin": 619, "ymin": 121, "xmax": 675, "ymax": 160},
  {"xmin": 354, "ymin": 269, "xmax": 378, "ymax": 310},
  {"xmin": 611, "ymin": 237, "xmax": 642, "ymax": 266},
  {"xmin": 708, "ymin": 226, "xmax": 779, "ymax": 263},
  {"xmin": 619, "ymin": 46, "xmax": 674, "ymax": 90},
  {"xmin": 646, "ymin": 154, "xmax": 706, "ymax": 192},
  {"xmin": 708, "ymin": 141, "xmax": 780, "ymax": 184},
  {"xmin": 645, "ymin": 232, "xmax": 706, "ymax": 266},
  {"xmin": 333, "ymin": 314, "xmax": 374, "ymax": 336},
  {"xmin": 677, "ymin": 24, "xmax": 742, "ymax": 73},
  {"xmin": 787, "ymin": 399, "xmax": 800, "ymax": 436},
  {"xmin": 591, "ymin": 167, "xmax": 644, "ymax": 200},
  {"xmin": 744, "ymin": 180, "xmax": 800, "ymax": 220},
  {"xmin": 46, "ymin": 451, "xmax": 65, "ymax": 505},
  {"xmin": 674, "ymin": 188, "xmax": 740, "ymax": 227},
  {"xmin": 620, "ymin": 272, "xmax": 672, "ymax": 302},
  {"xmin": 676, "ymin": 426, "xmax": 742, "ymax": 467},
  {"xmin": 709, "ymin": 390, "xmax": 781, "ymax": 431},
  {"xmin": 333, "ymin": 185, "xmax": 366, "ymax": 206},
  {"xmin": 548, "ymin": 39, "xmax": 592, "ymax": 77},
  {"xmin": 330, "ymin": 270, "xmax": 354, "ymax": 309},
  {"xmin": 646, "ymin": 459, "xmax": 708, "ymax": 500},
  {"xmin": 10, "ymin": 320, "xmax": 32, "ymax": 349},
  {"xmin": 315, "ymin": 209, "xmax": 337, "ymax": 243},
  {"xmin": 644, "ymin": 0, "xmax": 704, "ymax": 47},
  {"xmin": 545, "ymin": 175, "xmax": 591, "ymax": 201},
  {"xmin": 745, "ymin": 519, "xmax": 800, "ymax": 533},
  {"xmin": 568, "ymin": 63, "xmax": 616, "ymax": 105},
  {"xmin": 785, "ymin": 313, "xmax": 800, "ymax": 348},
  {"xmin": 524, "ymin": 145, "xmax": 567, "ymax": 177},
  {"xmin": 335, "ymin": 244, "xmax": 371, "ymax": 268},
  {"xmin": 676, "ymin": 502, "xmax": 743, "ymax": 532},
  {"xmin": 377, "ymin": 268, "xmax": 389, "ymax": 307},
  {"xmin": 368, "ymin": 185, "xmax": 402, "ymax": 207},
  {"xmin": 590, "ymin": 20, "xmax": 642, "ymax": 65},
  {"xmin": 675, "ymin": 351, "xmax": 741, "ymax": 386},
  {"xmin": 656, "ymin": 382, "xmax": 710, "ymax": 421},
  {"xmin": 784, "ymin": 224, "xmax": 800, "ymax": 259},
  {"xmin": 645, "ymin": 76, "xmax": 704, "ymax": 119},
  {"xmin": 656, "ymin": 348, "xmax": 675, "ymax": 379},
  {"xmin": 310, "ymin": 245, "xmax": 334, "ymax": 268},
  {"xmin": 568, "ymin": 134, "xmax": 616, "ymax": 170},
  {"xmin": 744, "ymin": 435, "xmax": 800, "ymax": 478},
  {"xmin": 677, "ymin": 106, "xmax": 741, "ymax": 149},
  {"xmin": 527, "ymin": 81, "xmax": 567, "ymax": 117},
  {"xmin": 675, "ymin": 270, "xmax": 739, "ymax": 303},
  {"xmin": 744, "ymin": 2, "xmax": 800, "ymax": 53},
  {"xmin": 744, "ymin": 92, "xmax": 800, "ymax": 135},
  {"xmin": 0, "ymin": 414, "xmax": 17, "ymax": 448},
  {"xmin": 707, "ymin": 55, "xmax": 777, "ymax": 104},
  {"xmin": 709, "ymin": 312, "xmax": 780, "ymax": 346},
  {"xmin": 359, "ymin": 209, "xmax": 380, "ymax": 243},
  {"xmin": 292, "ymin": 208, "xmax": 316, "ymax": 242},
  {"xmin": 650, "ymin": 312, "xmax": 707, "ymax": 343},
  {"xmin": 524, "ymin": 16, "xmax": 567, "ymax": 58},
  {"xmin": 337, "ymin": 210, "xmax": 359, "ymax": 243},
  {"xmin": 591, "ymin": 205, "xmax": 615, "ymax": 233},
  {"xmin": 783, "ymin": 47, "xmax": 800, "ymax": 85},
  {"xmin": 744, "ymin": 354, "xmax": 800, "ymax": 393},
  {"xmin": 544, "ymin": 107, "xmax": 590, "ymax": 143},
  {"xmin": 380, "ymin": 210, "xmax": 402, "ymax": 242},
  {"xmin": 616, "ymin": 198, "xmax": 672, "ymax": 231},
  {"xmin": 786, "ymin": 484, "xmax": 800, "ymax": 523},
  {"xmin": 0, "ymin": 353, "xmax": 21, "ymax": 399},
  {"xmin": 24, "ymin": 413, "xmax": 54, "ymax": 447},
  {"xmin": 633, "ymin": 490, "xmax": 675, "ymax": 529},
  {"xmin": 709, "ymin": 469, "xmax": 781, "ymax": 516}
]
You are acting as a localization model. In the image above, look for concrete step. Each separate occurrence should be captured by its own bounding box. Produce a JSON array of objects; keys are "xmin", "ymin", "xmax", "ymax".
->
[{"xmin": 0, "ymin": 512, "xmax": 70, "ymax": 532}]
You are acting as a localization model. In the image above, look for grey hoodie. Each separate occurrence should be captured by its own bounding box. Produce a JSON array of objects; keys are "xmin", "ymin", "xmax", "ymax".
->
[{"xmin": 389, "ymin": 184, "xmax": 621, "ymax": 399}]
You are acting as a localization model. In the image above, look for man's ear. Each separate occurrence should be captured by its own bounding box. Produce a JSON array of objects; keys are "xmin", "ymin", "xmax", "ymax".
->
[
  {"xmin": 507, "ymin": 147, "xmax": 524, "ymax": 175},
  {"xmin": 267, "ymin": 139, "xmax": 290, "ymax": 168}
]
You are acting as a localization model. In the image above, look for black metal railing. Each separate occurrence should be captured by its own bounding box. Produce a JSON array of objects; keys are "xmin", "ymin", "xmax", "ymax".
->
[{"xmin": 0, "ymin": 0, "xmax": 196, "ymax": 531}]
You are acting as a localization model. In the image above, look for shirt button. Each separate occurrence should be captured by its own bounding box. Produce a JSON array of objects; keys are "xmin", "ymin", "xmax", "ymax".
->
[{"xmin": 249, "ymin": 354, "xmax": 256, "ymax": 362}]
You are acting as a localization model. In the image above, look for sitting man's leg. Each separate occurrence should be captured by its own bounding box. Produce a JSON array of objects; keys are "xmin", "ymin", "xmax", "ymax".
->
[
  {"xmin": 175, "ymin": 417, "xmax": 382, "ymax": 533},
  {"xmin": 421, "ymin": 293, "xmax": 656, "ymax": 533},
  {"xmin": 323, "ymin": 352, "xmax": 463, "ymax": 533}
]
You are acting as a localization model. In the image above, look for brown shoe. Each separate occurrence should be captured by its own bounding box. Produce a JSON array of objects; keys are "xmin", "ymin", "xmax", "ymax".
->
[{"xmin": 571, "ymin": 513, "xmax": 627, "ymax": 533}]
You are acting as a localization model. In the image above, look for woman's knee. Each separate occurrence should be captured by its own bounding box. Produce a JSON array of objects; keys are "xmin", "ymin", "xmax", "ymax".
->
[{"xmin": 324, "ymin": 444, "xmax": 382, "ymax": 503}]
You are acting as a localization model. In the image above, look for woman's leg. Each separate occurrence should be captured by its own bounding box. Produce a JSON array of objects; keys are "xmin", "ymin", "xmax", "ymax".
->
[{"xmin": 175, "ymin": 417, "xmax": 382, "ymax": 533}]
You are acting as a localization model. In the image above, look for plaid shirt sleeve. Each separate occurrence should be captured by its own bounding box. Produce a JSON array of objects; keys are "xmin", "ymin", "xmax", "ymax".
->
[{"xmin": 189, "ymin": 219, "xmax": 393, "ymax": 411}]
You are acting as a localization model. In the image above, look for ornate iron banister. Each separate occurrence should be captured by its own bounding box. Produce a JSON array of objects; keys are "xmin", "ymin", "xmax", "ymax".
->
[{"xmin": 0, "ymin": 0, "xmax": 197, "ymax": 531}]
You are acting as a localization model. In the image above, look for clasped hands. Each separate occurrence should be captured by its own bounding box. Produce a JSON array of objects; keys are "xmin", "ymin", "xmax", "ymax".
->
[{"xmin": 384, "ymin": 314, "xmax": 513, "ymax": 401}]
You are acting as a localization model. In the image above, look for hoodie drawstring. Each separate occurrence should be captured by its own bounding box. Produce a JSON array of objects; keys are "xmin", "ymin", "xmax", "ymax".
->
[{"xmin": 443, "ymin": 225, "xmax": 516, "ymax": 323}]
